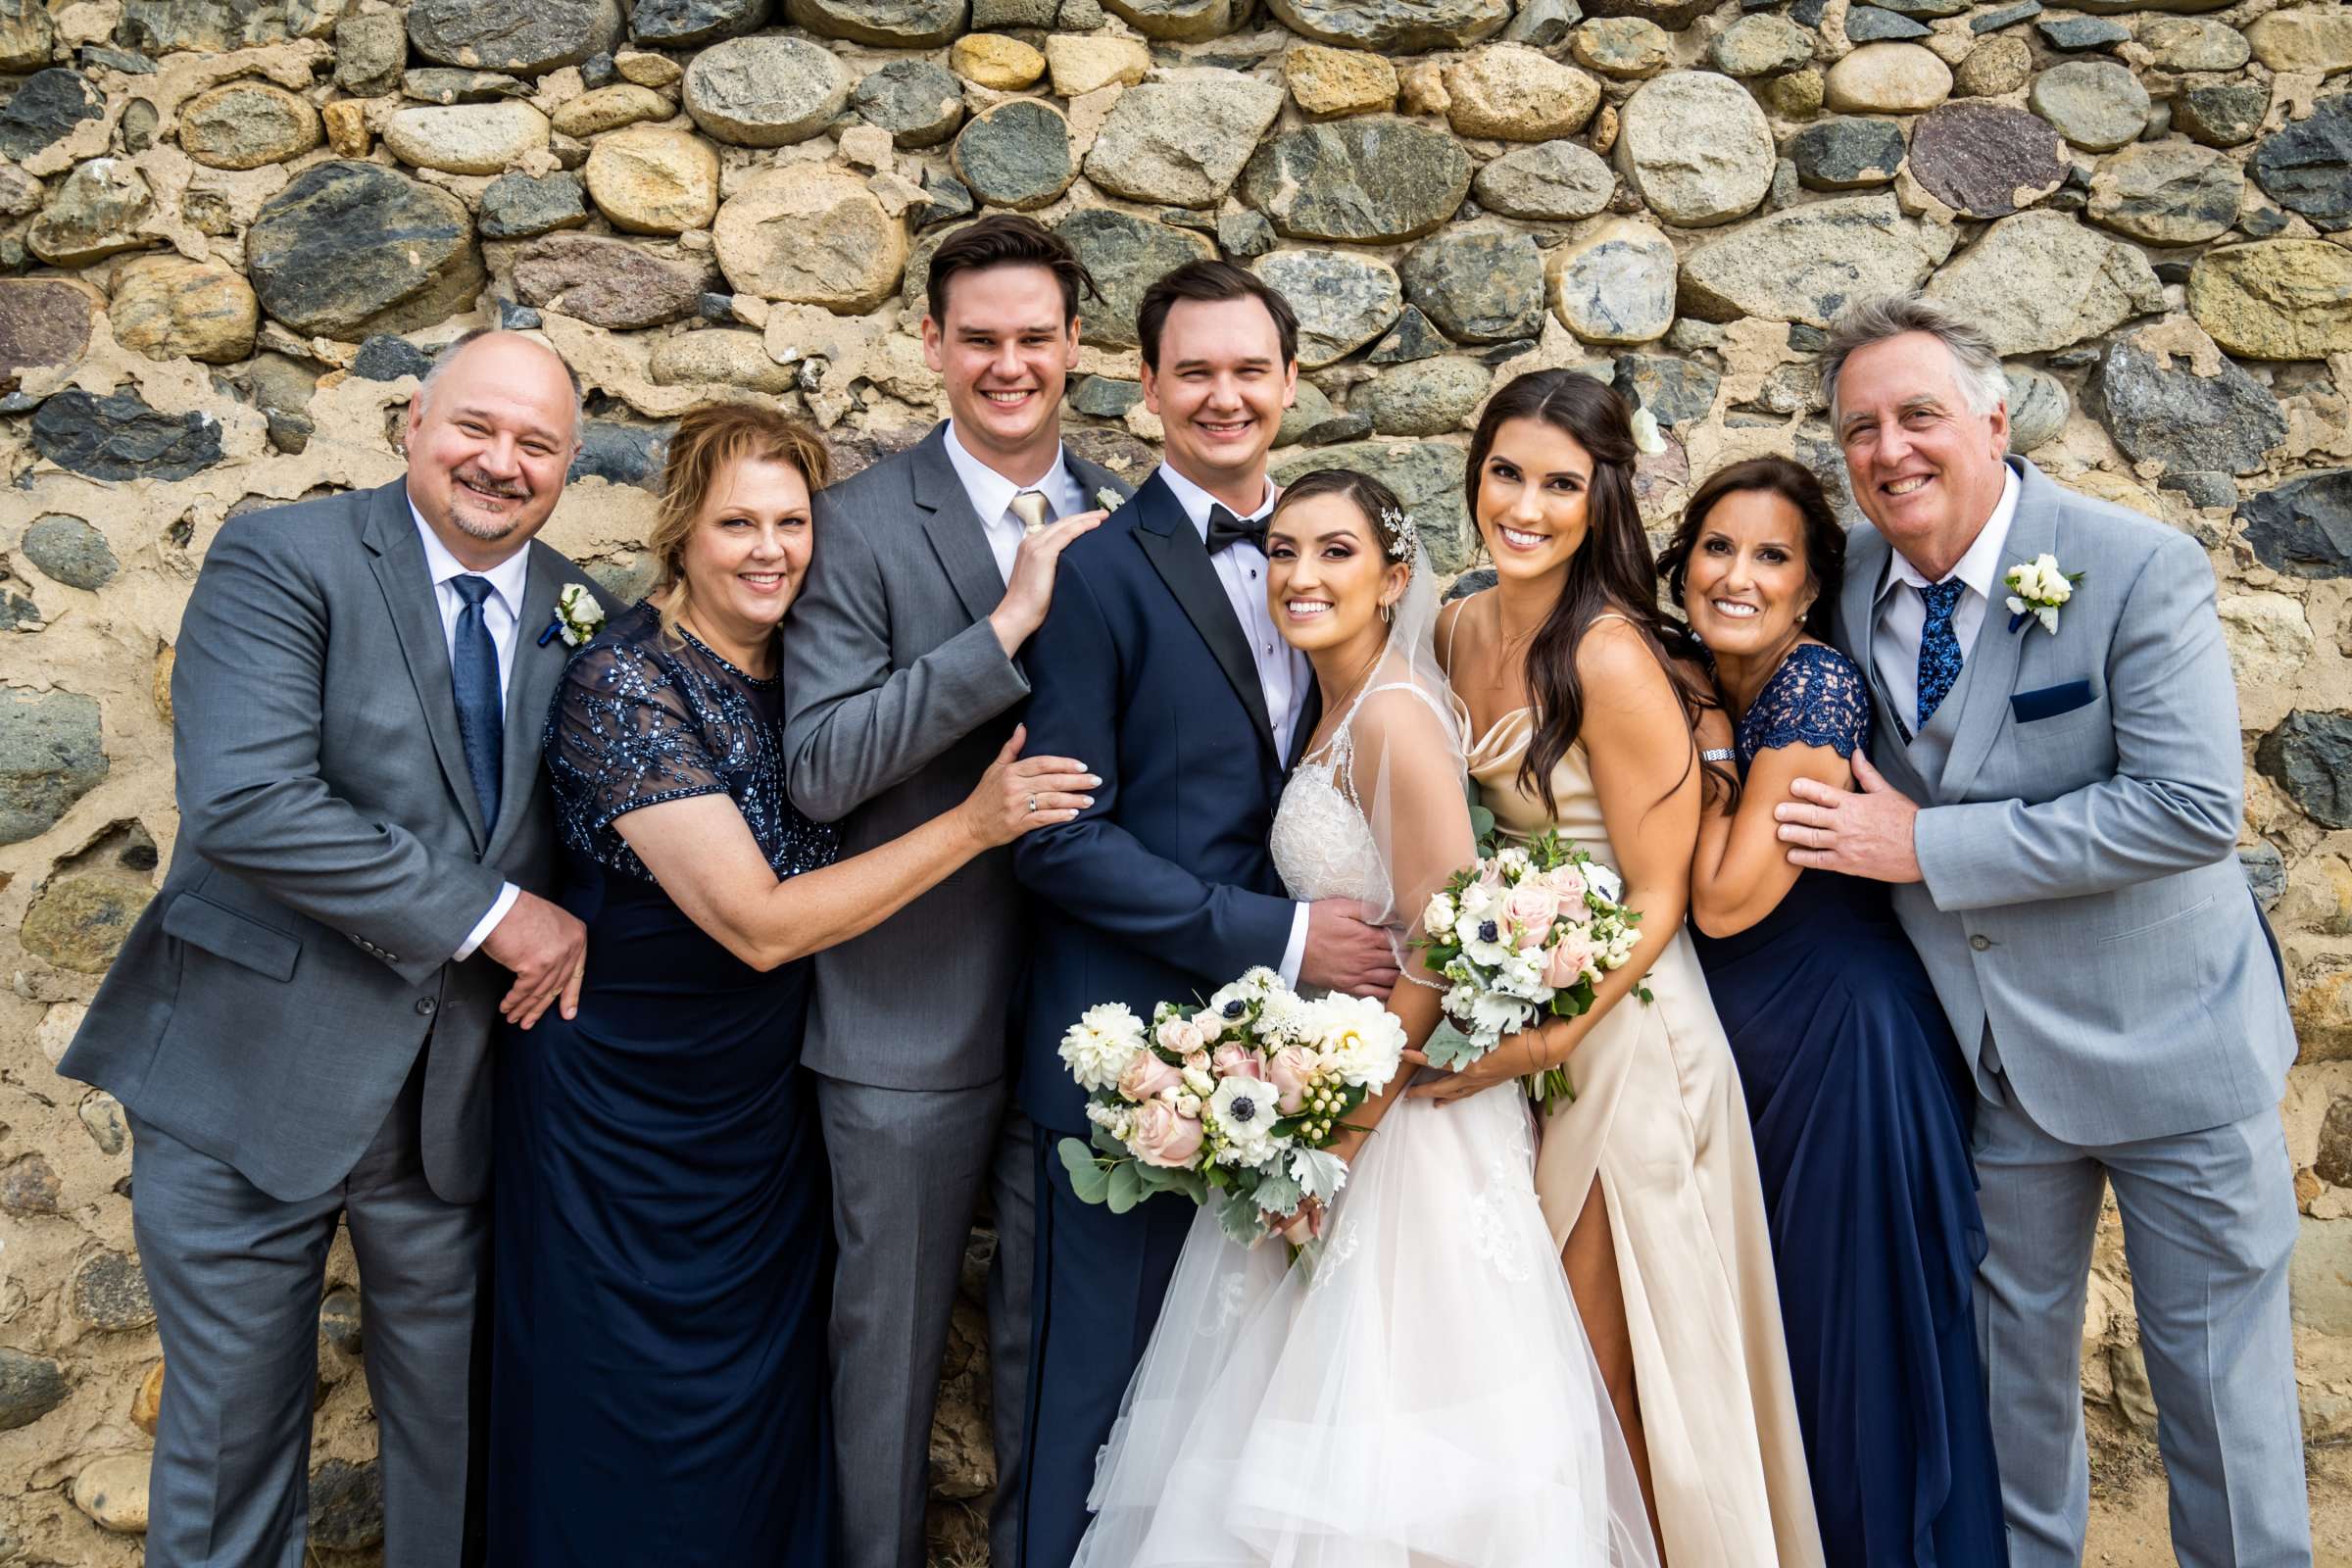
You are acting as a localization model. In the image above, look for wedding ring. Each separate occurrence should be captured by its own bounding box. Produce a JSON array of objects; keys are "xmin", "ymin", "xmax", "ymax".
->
[{"xmin": 1027, "ymin": 795, "xmax": 1038, "ymax": 814}]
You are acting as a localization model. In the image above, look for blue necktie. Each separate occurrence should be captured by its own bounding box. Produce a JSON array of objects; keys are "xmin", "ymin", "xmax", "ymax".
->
[
  {"xmin": 1915, "ymin": 578, "xmax": 1967, "ymax": 731},
  {"xmin": 450, "ymin": 574, "xmax": 503, "ymax": 827}
]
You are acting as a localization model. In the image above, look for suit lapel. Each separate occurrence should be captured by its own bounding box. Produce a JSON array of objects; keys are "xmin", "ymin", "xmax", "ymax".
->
[
  {"xmin": 1285, "ymin": 673, "xmax": 1323, "ymax": 772},
  {"xmin": 1129, "ymin": 473, "xmax": 1279, "ymax": 760},
  {"xmin": 1937, "ymin": 459, "xmax": 2050, "ymax": 802},
  {"xmin": 909, "ymin": 424, "xmax": 1015, "ymax": 627},
  {"xmin": 1066, "ymin": 453, "xmax": 1134, "ymax": 514},
  {"xmin": 1838, "ymin": 524, "xmax": 1928, "ymax": 794},
  {"xmin": 364, "ymin": 481, "xmax": 487, "ymax": 849},
  {"xmin": 484, "ymin": 542, "xmax": 570, "ymax": 861}
]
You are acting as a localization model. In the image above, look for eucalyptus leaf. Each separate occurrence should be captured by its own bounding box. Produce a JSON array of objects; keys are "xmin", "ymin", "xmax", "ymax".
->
[{"xmin": 1106, "ymin": 1158, "xmax": 1143, "ymax": 1214}]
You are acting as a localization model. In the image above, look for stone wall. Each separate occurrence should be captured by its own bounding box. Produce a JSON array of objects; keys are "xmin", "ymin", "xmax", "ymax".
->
[{"xmin": 0, "ymin": 0, "xmax": 2346, "ymax": 1558}]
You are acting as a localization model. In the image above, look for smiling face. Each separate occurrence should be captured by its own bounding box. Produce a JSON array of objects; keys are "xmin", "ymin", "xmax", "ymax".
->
[
  {"xmin": 1680, "ymin": 487, "xmax": 1817, "ymax": 662},
  {"xmin": 1265, "ymin": 492, "xmax": 1408, "ymax": 659},
  {"xmin": 1474, "ymin": 416, "xmax": 1596, "ymax": 588},
  {"xmin": 404, "ymin": 333, "xmax": 579, "ymax": 569},
  {"xmin": 1141, "ymin": 295, "xmax": 1297, "ymax": 508},
  {"xmin": 923, "ymin": 262, "xmax": 1080, "ymax": 475},
  {"xmin": 676, "ymin": 454, "xmax": 814, "ymax": 657},
  {"xmin": 1835, "ymin": 331, "xmax": 2011, "ymax": 576}
]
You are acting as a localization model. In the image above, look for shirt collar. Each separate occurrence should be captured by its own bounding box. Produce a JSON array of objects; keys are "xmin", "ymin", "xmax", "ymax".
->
[
  {"xmin": 1155, "ymin": 462, "xmax": 1274, "ymax": 543},
  {"xmin": 1880, "ymin": 465, "xmax": 2021, "ymax": 605},
  {"xmin": 942, "ymin": 419, "xmax": 1069, "ymax": 524},
  {"xmin": 409, "ymin": 494, "xmax": 530, "ymax": 619}
]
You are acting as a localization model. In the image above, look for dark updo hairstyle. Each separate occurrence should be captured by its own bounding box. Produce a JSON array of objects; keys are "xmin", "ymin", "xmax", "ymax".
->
[
  {"xmin": 1658, "ymin": 457, "xmax": 1846, "ymax": 645},
  {"xmin": 1465, "ymin": 369, "xmax": 1728, "ymax": 815},
  {"xmin": 1266, "ymin": 467, "xmax": 1414, "ymax": 564}
]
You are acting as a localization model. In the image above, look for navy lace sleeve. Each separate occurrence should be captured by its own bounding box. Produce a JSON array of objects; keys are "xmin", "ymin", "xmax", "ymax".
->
[
  {"xmin": 1735, "ymin": 642, "xmax": 1871, "ymax": 771},
  {"xmin": 547, "ymin": 604, "xmax": 838, "ymax": 884}
]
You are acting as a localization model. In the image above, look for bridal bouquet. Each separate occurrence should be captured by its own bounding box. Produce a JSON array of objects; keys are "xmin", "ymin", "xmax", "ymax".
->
[
  {"xmin": 1055, "ymin": 966, "xmax": 1408, "ymax": 1245},
  {"xmin": 1417, "ymin": 830, "xmax": 1642, "ymax": 1109}
]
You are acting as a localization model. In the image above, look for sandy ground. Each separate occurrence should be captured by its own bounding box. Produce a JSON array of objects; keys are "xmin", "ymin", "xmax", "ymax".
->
[{"xmin": 2083, "ymin": 1406, "xmax": 2350, "ymax": 1567}]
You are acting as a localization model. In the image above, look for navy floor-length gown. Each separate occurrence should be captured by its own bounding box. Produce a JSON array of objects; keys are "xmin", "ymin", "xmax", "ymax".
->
[
  {"xmin": 1690, "ymin": 642, "xmax": 2008, "ymax": 1568},
  {"xmin": 491, "ymin": 602, "xmax": 840, "ymax": 1565}
]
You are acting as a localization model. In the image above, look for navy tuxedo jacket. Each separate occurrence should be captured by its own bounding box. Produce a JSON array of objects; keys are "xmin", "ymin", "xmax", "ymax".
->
[{"xmin": 1011, "ymin": 472, "xmax": 1317, "ymax": 1136}]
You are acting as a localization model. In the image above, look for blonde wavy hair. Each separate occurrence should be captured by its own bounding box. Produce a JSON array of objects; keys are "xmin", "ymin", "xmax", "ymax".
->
[{"xmin": 646, "ymin": 400, "xmax": 833, "ymax": 645}]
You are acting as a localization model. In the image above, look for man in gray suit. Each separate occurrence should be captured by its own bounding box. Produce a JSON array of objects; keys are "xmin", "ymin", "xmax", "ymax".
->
[
  {"xmin": 780, "ymin": 213, "xmax": 1127, "ymax": 1568},
  {"xmin": 59, "ymin": 330, "xmax": 608, "ymax": 1567},
  {"xmin": 1778, "ymin": 293, "xmax": 2309, "ymax": 1566}
]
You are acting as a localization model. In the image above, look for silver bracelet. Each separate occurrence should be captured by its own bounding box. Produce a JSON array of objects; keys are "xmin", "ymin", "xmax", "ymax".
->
[{"xmin": 1699, "ymin": 747, "xmax": 1735, "ymax": 762}]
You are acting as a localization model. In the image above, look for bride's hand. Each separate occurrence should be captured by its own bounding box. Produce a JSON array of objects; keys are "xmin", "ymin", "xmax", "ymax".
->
[
  {"xmin": 1407, "ymin": 1025, "xmax": 1552, "ymax": 1104},
  {"xmin": 1260, "ymin": 1197, "xmax": 1326, "ymax": 1247},
  {"xmin": 959, "ymin": 725, "xmax": 1099, "ymax": 848}
]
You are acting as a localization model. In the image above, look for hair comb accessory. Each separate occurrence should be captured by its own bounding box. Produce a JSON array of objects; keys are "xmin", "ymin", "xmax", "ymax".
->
[{"xmin": 1375, "ymin": 504, "xmax": 1415, "ymax": 564}]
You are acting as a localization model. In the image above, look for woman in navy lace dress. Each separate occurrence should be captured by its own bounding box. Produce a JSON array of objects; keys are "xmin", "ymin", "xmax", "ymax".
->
[
  {"xmin": 488, "ymin": 404, "xmax": 1097, "ymax": 1565},
  {"xmin": 1663, "ymin": 459, "xmax": 2006, "ymax": 1567}
]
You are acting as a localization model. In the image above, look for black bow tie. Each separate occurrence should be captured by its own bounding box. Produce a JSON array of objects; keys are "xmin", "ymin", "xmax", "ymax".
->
[{"xmin": 1204, "ymin": 504, "xmax": 1265, "ymax": 557}]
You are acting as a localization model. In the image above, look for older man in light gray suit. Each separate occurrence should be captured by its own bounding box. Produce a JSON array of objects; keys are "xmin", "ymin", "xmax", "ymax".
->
[
  {"xmin": 59, "ymin": 330, "xmax": 608, "ymax": 1567},
  {"xmin": 1775, "ymin": 294, "xmax": 2308, "ymax": 1567},
  {"xmin": 781, "ymin": 213, "xmax": 1128, "ymax": 1568}
]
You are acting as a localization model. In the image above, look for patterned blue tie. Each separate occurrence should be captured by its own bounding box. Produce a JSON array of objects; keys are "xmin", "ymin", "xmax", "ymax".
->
[
  {"xmin": 1915, "ymin": 578, "xmax": 1967, "ymax": 731},
  {"xmin": 450, "ymin": 574, "xmax": 503, "ymax": 827}
]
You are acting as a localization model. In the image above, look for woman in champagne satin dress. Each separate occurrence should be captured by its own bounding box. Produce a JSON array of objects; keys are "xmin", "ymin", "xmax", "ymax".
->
[{"xmin": 1423, "ymin": 370, "xmax": 1823, "ymax": 1568}]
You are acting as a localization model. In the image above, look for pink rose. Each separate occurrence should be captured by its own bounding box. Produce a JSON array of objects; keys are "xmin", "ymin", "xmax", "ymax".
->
[
  {"xmin": 1267, "ymin": 1044, "xmax": 1321, "ymax": 1114},
  {"xmin": 1119, "ymin": 1050, "xmax": 1183, "ymax": 1102},
  {"xmin": 1544, "ymin": 933, "xmax": 1596, "ymax": 991},
  {"xmin": 1476, "ymin": 858, "xmax": 1510, "ymax": 890},
  {"xmin": 1505, "ymin": 886, "xmax": 1559, "ymax": 945},
  {"xmin": 1542, "ymin": 864, "xmax": 1587, "ymax": 904},
  {"xmin": 1130, "ymin": 1101, "xmax": 1204, "ymax": 1168},
  {"xmin": 1155, "ymin": 1015, "xmax": 1206, "ymax": 1056},
  {"xmin": 1211, "ymin": 1044, "xmax": 1268, "ymax": 1082},
  {"xmin": 1183, "ymin": 1050, "xmax": 1212, "ymax": 1078}
]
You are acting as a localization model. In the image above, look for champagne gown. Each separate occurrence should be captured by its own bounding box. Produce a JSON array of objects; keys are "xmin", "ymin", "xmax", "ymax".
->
[{"xmin": 1466, "ymin": 685, "xmax": 1827, "ymax": 1568}]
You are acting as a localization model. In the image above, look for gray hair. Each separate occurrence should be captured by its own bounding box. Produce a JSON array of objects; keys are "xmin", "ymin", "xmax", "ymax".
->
[
  {"xmin": 415, "ymin": 326, "xmax": 585, "ymax": 433},
  {"xmin": 1820, "ymin": 293, "xmax": 2009, "ymax": 425}
]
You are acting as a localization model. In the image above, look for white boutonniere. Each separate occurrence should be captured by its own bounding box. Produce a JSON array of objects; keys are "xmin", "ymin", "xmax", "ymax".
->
[
  {"xmin": 2003, "ymin": 553, "xmax": 2082, "ymax": 636},
  {"xmin": 538, "ymin": 581, "xmax": 607, "ymax": 648},
  {"xmin": 1096, "ymin": 485, "xmax": 1123, "ymax": 513}
]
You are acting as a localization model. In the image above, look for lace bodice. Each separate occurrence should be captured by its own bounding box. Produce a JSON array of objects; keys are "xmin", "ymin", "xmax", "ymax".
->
[
  {"xmin": 1270, "ymin": 726, "xmax": 1390, "ymax": 911},
  {"xmin": 547, "ymin": 602, "xmax": 839, "ymax": 886},
  {"xmin": 1733, "ymin": 642, "xmax": 1870, "ymax": 774}
]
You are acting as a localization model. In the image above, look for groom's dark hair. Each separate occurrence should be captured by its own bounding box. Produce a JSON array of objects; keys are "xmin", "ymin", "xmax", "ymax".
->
[{"xmin": 1137, "ymin": 260, "xmax": 1299, "ymax": 371}]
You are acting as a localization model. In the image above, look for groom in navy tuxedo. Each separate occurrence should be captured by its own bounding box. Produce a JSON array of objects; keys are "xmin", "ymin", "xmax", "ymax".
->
[{"xmin": 1010, "ymin": 260, "xmax": 1400, "ymax": 1565}]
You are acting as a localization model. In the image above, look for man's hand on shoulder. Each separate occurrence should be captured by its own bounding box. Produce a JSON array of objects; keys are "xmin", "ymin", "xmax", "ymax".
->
[
  {"xmin": 481, "ymin": 890, "xmax": 587, "ymax": 1029},
  {"xmin": 1298, "ymin": 898, "xmax": 1399, "ymax": 1000},
  {"xmin": 991, "ymin": 510, "xmax": 1105, "ymax": 657}
]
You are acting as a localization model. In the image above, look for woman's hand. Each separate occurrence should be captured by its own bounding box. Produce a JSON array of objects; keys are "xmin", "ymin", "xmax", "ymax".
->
[
  {"xmin": 960, "ymin": 724, "xmax": 1099, "ymax": 848},
  {"xmin": 990, "ymin": 510, "xmax": 1106, "ymax": 656},
  {"xmin": 1261, "ymin": 1196, "xmax": 1326, "ymax": 1248},
  {"xmin": 1406, "ymin": 1022, "xmax": 1555, "ymax": 1104}
]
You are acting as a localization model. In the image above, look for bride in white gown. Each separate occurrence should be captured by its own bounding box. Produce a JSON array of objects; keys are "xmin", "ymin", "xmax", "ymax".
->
[{"xmin": 1072, "ymin": 471, "xmax": 1660, "ymax": 1568}]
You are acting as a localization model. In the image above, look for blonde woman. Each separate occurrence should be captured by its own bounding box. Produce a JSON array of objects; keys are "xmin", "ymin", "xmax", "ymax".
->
[{"xmin": 487, "ymin": 402, "xmax": 1092, "ymax": 1565}]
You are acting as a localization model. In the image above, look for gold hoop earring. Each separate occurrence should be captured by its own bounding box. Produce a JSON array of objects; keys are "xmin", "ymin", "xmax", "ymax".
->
[{"xmin": 1379, "ymin": 600, "xmax": 1395, "ymax": 625}]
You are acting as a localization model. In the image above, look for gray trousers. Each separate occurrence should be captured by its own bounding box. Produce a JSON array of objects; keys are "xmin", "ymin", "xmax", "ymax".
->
[
  {"xmin": 816, "ymin": 1074, "xmax": 1035, "ymax": 1568},
  {"xmin": 127, "ymin": 1056, "xmax": 485, "ymax": 1568},
  {"xmin": 1974, "ymin": 1080, "xmax": 2310, "ymax": 1568}
]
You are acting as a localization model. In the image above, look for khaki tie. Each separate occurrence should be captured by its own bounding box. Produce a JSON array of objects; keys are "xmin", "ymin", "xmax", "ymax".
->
[{"xmin": 1008, "ymin": 490, "xmax": 1052, "ymax": 536}]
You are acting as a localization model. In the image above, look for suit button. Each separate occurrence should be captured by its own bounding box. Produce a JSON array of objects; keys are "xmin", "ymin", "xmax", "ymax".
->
[
  {"xmin": 1969, "ymin": 935, "xmax": 1991, "ymax": 952},
  {"xmin": 415, "ymin": 998, "xmax": 436, "ymax": 1015}
]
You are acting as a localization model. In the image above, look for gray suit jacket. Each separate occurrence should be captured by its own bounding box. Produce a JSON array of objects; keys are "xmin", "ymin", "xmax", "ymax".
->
[
  {"xmin": 58, "ymin": 479, "xmax": 605, "ymax": 1204},
  {"xmin": 1836, "ymin": 457, "xmax": 2293, "ymax": 1147},
  {"xmin": 781, "ymin": 423, "xmax": 1131, "ymax": 1091}
]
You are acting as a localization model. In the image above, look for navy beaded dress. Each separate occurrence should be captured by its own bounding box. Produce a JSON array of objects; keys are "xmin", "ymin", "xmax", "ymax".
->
[
  {"xmin": 1688, "ymin": 642, "xmax": 2008, "ymax": 1568},
  {"xmin": 490, "ymin": 602, "xmax": 840, "ymax": 1565}
]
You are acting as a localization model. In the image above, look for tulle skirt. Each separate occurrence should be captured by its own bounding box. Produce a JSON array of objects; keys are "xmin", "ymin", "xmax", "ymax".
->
[{"xmin": 1073, "ymin": 1080, "xmax": 1660, "ymax": 1568}]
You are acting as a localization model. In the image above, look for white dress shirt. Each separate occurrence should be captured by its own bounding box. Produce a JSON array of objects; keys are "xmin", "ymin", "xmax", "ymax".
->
[
  {"xmin": 1152, "ymin": 463, "xmax": 1313, "ymax": 985},
  {"xmin": 1872, "ymin": 466, "xmax": 2021, "ymax": 734},
  {"xmin": 942, "ymin": 419, "xmax": 1088, "ymax": 583},
  {"xmin": 410, "ymin": 497, "xmax": 530, "ymax": 959}
]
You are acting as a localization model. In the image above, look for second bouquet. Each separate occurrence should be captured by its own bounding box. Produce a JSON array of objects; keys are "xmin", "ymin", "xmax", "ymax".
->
[{"xmin": 1054, "ymin": 966, "xmax": 1407, "ymax": 1246}]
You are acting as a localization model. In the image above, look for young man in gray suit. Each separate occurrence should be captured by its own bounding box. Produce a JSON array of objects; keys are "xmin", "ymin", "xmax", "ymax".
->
[
  {"xmin": 1778, "ymin": 294, "xmax": 2309, "ymax": 1567},
  {"xmin": 58, "ymin": 330, "xmax": 610, "ymax": 1567},
  {"xmin": 780, "ymin": 213, "xmax": 1126, "ymax": 1568}
]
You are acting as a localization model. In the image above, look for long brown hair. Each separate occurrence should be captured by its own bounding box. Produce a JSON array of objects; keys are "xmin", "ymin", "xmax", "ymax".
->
[{"xmin": 1465, "ymin": 370, "xmax": 1727, "ymax": 815}]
